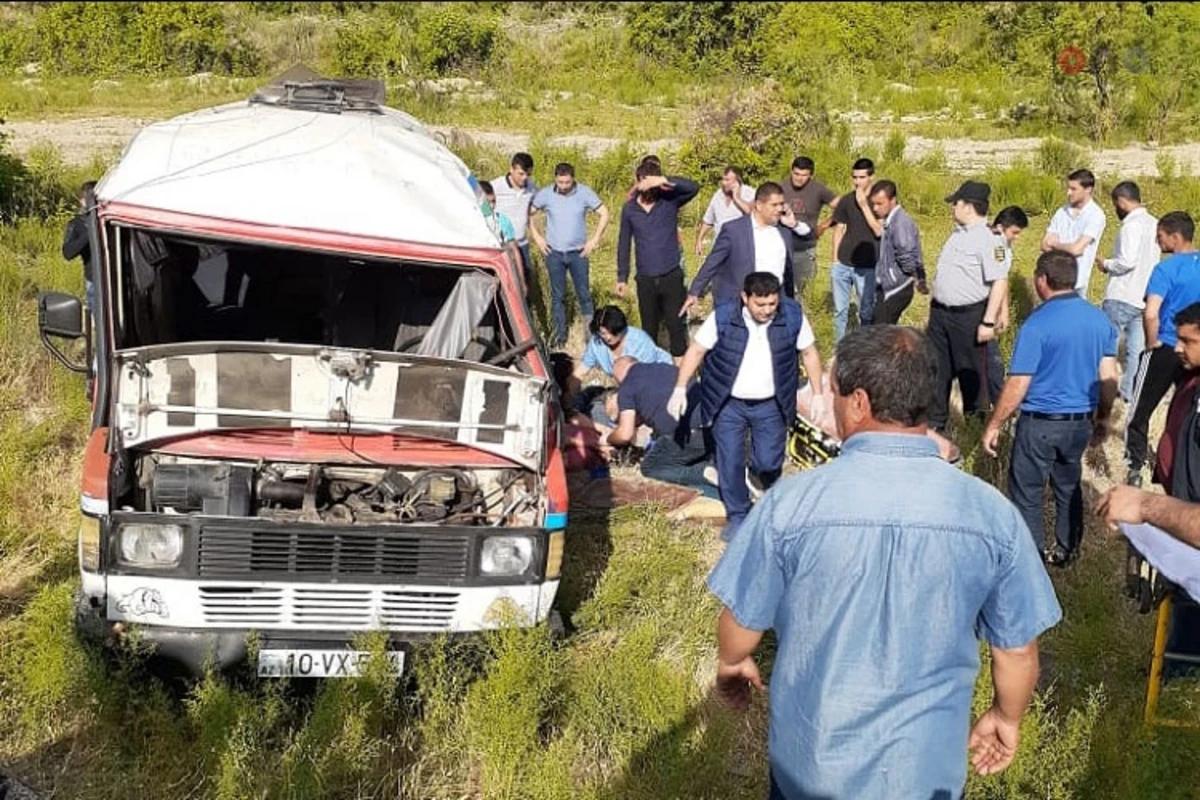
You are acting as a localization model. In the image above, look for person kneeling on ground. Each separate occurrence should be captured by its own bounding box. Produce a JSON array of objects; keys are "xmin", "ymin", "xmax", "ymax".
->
[
  {"xmin": 603, "ymin": 355, "xmax": 718, "ymax": 499},
  {"xmin": 570, "ymin": 305, "xmax": 673, "ymax": 424}
]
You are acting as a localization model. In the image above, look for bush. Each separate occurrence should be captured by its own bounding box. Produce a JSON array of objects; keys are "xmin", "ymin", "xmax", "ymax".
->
[
  {"xmin": 1036, "ymin": 137, "xmax": 1091, "ymax": 178},
  {"xmin": 625, "ymin": 2, "xmax": 781, "ymax": 71},
  {"xmin": 415, "ymin": 5, "xmax": 501, "ymax": 74},
  {"xmin": 328, "ymin": 9, "xmax": 418, "ymax": 78}
]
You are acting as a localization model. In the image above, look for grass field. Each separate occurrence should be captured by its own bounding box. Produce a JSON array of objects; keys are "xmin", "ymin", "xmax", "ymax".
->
[{"xmin": 3, "ymin": 55, "xmax": 1200, "ymax": 799}]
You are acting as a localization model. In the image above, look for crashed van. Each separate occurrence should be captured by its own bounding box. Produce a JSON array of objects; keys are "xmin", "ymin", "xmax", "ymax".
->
[{"xmin": 37, "ymin": 75, "xmax": 568, "ymax": 678}]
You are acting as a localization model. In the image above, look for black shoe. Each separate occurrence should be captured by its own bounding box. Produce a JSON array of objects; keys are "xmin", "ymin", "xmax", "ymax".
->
[
  {"xmin": 1126, "ymin": 469, "xmax": 1144, "ymax": 488},
  {"xmin": 1043, "ymin": 546, "xmax": 1075, "ymax": 568}
]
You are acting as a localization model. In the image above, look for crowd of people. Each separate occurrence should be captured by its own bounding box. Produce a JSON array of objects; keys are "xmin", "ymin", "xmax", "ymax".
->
[{"xmin": 472, "ymin": 148, "xmax": 1200, "ymax": 798}]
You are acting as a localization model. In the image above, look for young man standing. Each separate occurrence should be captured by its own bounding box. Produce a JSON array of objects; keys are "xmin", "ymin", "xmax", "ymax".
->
[
  {"xmin": 830, "ymin": 158, "xmax": 882, "ymax": 341},
  {"xmin": 616, "ymin": 160, "xmax": 699, "ymax": 359},
  {"xmin": 1096, "ymin": 181, "xmax": 1161, "ymax": 404},
  {"xmin": 670, "ymin": 271, "xmax": 824, "ymax": 543},
  {"xmin": 62, "ymin": 181, "xmax": 97, "ymax": 312},
  {"xmin": 780, "ymin": 156, "xmax": 839, "ymax": 297},
  {"xmin": 1041, "ymin": 168, "xmax": 1107, "ymax": 298},
  {"xmin": 1125, "ymin": 212, "xmax": 1200, "ymax": 487},
  {"xmin": 491, "ymin": 153, "xmax": 538, "ymax": 287},
  {"xmin": 529, "ymin": 163, "xmax": 610, "ymax": 347},
  {"xmin": 983, "ymin": 206, "xmax": 1031, "ymax": 405},
  {"xmin": 867, "ymin": 179, "xmax": 926, "ymax": 325},
  {"xmin": 695, "ymin": 166, "xmax": 756, "ymax": 256},
  {"xmin": 983, "ymin": 250, "xmax": 1119, "ymax": 567}
]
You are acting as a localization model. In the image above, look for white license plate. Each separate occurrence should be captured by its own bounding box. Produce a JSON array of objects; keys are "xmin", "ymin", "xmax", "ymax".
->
[{"xmin": 256, "ymin": 649, "xmax": 405, "ymax": 678}]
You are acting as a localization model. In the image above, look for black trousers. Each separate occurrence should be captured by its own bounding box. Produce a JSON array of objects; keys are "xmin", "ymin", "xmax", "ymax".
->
[
  {"xmin": 927, "ymin": 299, "xmax": 988, "ymax": 433},
  {"xmin": 1125, "ymin": 345, "xmax": 1187, "ymax": 471},
  {"xmin": 873, "ymin": 283, "xmax": 915, "ymax": 326},
  {"xmin": 636, "ymin": 267, "xmax": 689, "ymax": 357}
]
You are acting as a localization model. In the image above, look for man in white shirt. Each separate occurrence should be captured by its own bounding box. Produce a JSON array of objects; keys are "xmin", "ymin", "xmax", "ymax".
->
[
  {"xmin": 1041, "ymin": 168, "xmax": 1107, "ymax": 297},
  {"xmin": 1097, "ymin": 181, "xmax": 1161, "ymax": 402},
  {"xmin": 491, "ymin": 152, "xmax": 538, "ymax": 291},
  {"xmin": 669, "ymin": 271, "xmax": 824, "ymax": 542},
  {"xmin": 695, "ymin": 166, "xmax": 757, "ymax": 256}
]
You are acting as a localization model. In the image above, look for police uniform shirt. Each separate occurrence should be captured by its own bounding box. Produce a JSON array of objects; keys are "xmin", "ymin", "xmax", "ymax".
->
[
  {"xmin": 694, "ymin": 308, "xmax": 816, "ymax": 400},
  {"xmin": 932, "ymin": 221, "xmax": 1011, "ymax": 307}
]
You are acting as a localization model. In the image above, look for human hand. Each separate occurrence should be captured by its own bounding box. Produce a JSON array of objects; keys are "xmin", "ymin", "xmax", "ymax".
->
[
  {"xmin": 968, "ymin": 706, "xmax": 1021, "ymax": 775},
  {"xmin": 1096, "ymin": 484, "xmax": 1148, "ymax": 529},
  {"xmin": 694, "ymin": 239, "xmax": 704, "ymax": 257},
  {"xmin": 582, "ymin": 238, "xmax": 599, "ymax": 258},
  {"xmin": 780, "ymin": 206, "xmax": 797, "ymax": 229},
  {"xmin": 996, "ymin": 308, "xmax": 1010, "ymax": 333},
  {"xmin": 636, "ymin": 175, "xmax": 673, "ymax": 193},
  {"xmin": 536, "ymin": 238, "xmax": 550, "ymax": 256},
  {"xmin": 616, "ymin": 281, "xmax": 627, "ymax": 299},
  {"xmin": 982, "ymin": 423, "xmax": 1002, "ymax": 457},
  {"xmin": 809, "ymin": 392, "xmax": 827, "ymax": 421},
  {"xmin": 715, "ymin": 656, "xmax": 764, "ymax": 711},
  {"xmin": 977, "ymin": 324, "xmax": 996, "ymax": 344},
  {"xmin": 666, "ymin": 386, "xmax": 688, "ymax": 420},
  {"xmin": 1090, "ymin": 417, "xmax": 1110, "ymax": 447},
  {"xmin": 679, "ymin": 295, "xmax": 699, "ymax": 318},
  {"xmin": 916, "ymin": 279, "xmax": 929, "ymax": 295}
]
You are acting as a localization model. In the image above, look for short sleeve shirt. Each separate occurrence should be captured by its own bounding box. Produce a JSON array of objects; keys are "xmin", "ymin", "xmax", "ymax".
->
[
  {"xmin": 490, "ymin": 174, "xmax": 538, "ymax": 242},
  {"xmin": 1145, "ymin": 252, "xmax": 1200, "ymax": 347},
  {"xmin": 702, "ymin": 185, "xmax": 757, "ymax": 238},
  {"xmin": 831, "ymin": 193, "xmax": 879, "ymax": 268},
  {"xmin": 580, "ymin": 326, "xmax": 673, "ymax": 376},
  {"xmin": 781, "ymin": 179, "xmax": 838, "ymax": 250},
  {"xmin": 1009, "ymin": 294, "xmax": 1118, "ymax": 413},
  {"xmin": 1047, "ymin": 200, "xmax": 1107, "ymax": 292},
  {"xmin": 932, "ymin": 222, "xmax": 1010, "ymax": 306},
  {"xmin": 695, "ymin": 307, "xmax": 815, "ymax": 400},
  {"xmin": 531, "ymin": 183, "xmax": 603, "ymax": 252}
]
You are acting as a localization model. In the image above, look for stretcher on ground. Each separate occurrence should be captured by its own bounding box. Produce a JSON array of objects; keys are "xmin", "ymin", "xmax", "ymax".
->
[{"xmin": 787, "ymin": 413, "xmax": 841, "ymax": 470}]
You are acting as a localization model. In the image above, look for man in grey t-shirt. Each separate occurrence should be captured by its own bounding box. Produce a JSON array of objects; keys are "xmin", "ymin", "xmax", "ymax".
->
[{"xmin": 780, "ymin": 156, "xmax": 839, "ymax": 298}]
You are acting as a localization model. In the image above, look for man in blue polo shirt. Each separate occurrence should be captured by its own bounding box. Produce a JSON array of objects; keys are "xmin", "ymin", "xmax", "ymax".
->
[
  {"xmin": 983, "ymin": 250, "xmax": 1119, "ymax": 567},
  {"xmin": 1124, "ymin": 211, "xmax": 1200, "ymax": 487},
  {"xmin": 529, "ymin": 162, "xmax": 611, "ymax": 347}
]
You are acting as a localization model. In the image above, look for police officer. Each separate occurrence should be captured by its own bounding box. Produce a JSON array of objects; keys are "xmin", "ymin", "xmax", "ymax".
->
[
  {"xmin": 926, "ymin": 181, "xmax": 1011, "ymax": 436},
  {"xmin": 668, "ymin": 271, "xmax": 824, "ymax": 543}
]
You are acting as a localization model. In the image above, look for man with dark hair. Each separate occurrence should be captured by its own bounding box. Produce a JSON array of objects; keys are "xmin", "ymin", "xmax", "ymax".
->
[
  {"xmin": 1096, "ymin": 181, "xmax": 1160, "ymax": 404},
  {"xmin": 868, "ymin": 179, "xmax": 926, "ymax": 325},
  {"xmin": 616, "ymin": 159, "xmax": 699, "ymax": 359},
  {"xmin": 681, "ymin": 182, "xmax": 808, "ymax": 314},
  {"xmin": 710, "ymin": 323, "xmax": 1061, "ymax": 800},
  {"xmin": 982, "ymin": 206, "xmax": 1031, "ymax": 405},
  {"xmin": 927, "ymin": 181, "xmax": 1010, "ymax": 437},
  {"xmin": 62, "ymin": 180, "xmax": 97, "ymax": 311},
  {"xmin": 671, "ymin": 271, "xmax": 824, "ymax": 542},
  {"xmin": 529, "ymin": 162, "xmax": 611, "ymax": 347},
  {"xmin": 478, "ymin": 180, "xmax": 516, "ymax": 243},
  {"xmin": 829, "ymin": 157, "xmax": 882, "ymax": 341},
  {"xmin": 780, "ymin": 155, "xmax": 840, "ymax": 297},
  {"xmin": 491, "ymin": 153, "xmax": 538, "ymax": 287},
  {"xmin": 1042, "ymin": 168, "xmax": 1107, "ymax": 296},
  {"xmin": 983, "ymin": 250, "xmax": 1119, "ymax": 567},
  {"xmin": 1125, "ymin": 211, "xmax": 1200, "ymax": 487},
  {"xmin": 696, "ymin": 166, "xmax": 756, "ymax": 256}
]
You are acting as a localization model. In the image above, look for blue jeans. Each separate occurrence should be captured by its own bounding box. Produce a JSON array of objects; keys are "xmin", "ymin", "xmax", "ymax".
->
[
  {"xmin": 1007, "ymin": 414, "xmax": 1092, "ymax": 554},
  {"xmin": 831, "ymin": 262, "xmax": 876, "ymax": 343},
  {"xmin": 546, "ymin": 249, "xmax": 594, "ymax": 346},
  {"xmin": 641, "ymin": 427, "xmax": 719, "ymax": 499},
  {"xmin": 712, "ymin": 397, "xmax": 787, "ymax": 540},
  {"xmin": 1102, "ymin": 298, "xmax": 1145, "ymax": 403}
]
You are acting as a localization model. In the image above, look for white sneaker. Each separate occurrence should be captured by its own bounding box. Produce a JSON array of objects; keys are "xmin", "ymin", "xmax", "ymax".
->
[
  {"xmin": 745, "ymin": 468, "xmax": 764, "ymax": 501},
  {"xmin": 703, "ymin": 465, "xmax": 719, "ymax": 487}
]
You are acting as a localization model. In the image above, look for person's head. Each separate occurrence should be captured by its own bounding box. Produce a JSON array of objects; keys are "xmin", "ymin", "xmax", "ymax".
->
[
  {"xmin": 945, "ymin": 180, "xmax": 990, "ymax": 225},
  {"xmin": 991, "ymin": 205, "xmax": 1029, "ymax": 244},
  {"xmin": 850, "ymin": 158, "xmax": 875, "ymax": 192},
  {"xmin": 1157, "ymin": 211, "xmax": 1195, "ymax": 254},
  {"xmin": 635, "ymin": 158, "xmax": 664, "ymax": 201},
  {"xmin": 508, "ymin": 152, "xmax": 534, "ymax": 187},
  {"xmin": 790, "ymin": 156, "xmax": 815, "ymax": 189},
  {"xmin": 868, "ymin": 180, "xmax": 898, "ymax": 220},
  {"xmin": 740, "ymin": 271, "xmax": 782, "ymax": 323},
  {"xmin": 752, "ymin": 181, "xmax": 786, "ymax": 225},
  {"xmin": 611, "ymin": 355, "xmax": 638, "ymax": 384},
  {"xmin": 79, "ymin": 180, "xmax": 96, "ymax": 211},
  {"xmin": 1066, "ymin": 168, "xmax": 1096, "ymax": 208},
  {"xmin": 1174, "ymin": 303, "xmax": 1200, "ymax": 369},
  {"xmin": 1110, "ymin": 181, "xmax": 1142, "ymax": 220},
  {"xmin": 589, "ymin": 305, "xmax": 629, "ymax": 348},
  {"xmin": 554, "ymin": 162, "xmax": 576, "ymax": 193},
  {"xmin": 1033, "ymin": 249, "xmax": 1079, "ymax": 298},
  {"xmin": 832, "ymin": 325, "xmax": 936, "ymax": 439},
  {"xmin": 478, "ymin": 179, "xmax": 496, "ymax": 205},
  {"xmin": 721, "ymin": 166, "xmax": 745, "ymax": 196}
]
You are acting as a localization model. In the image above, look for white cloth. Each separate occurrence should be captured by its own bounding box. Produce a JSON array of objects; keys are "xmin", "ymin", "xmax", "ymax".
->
[
  {"xmin": 1102, "ymin": 206, "xmax": 1161, "ymax": 308},
  {"xmin": 702, "ymin": 185, "xmax": 757, "ymax": 238},
  {"xmin": 694, "ymin": 308, "xmax": 815, "ymax": 400},
  {"xmin": 751, "ymin": 218, "xmax": 788, "ymax": 281},
  {"xmin": 1121, "ymin": 522, "xmax": 1200, "ymax": 603},
  {"xmin": 1047, "ymin": 198, "xmax": 1107, "ymax": 292}
]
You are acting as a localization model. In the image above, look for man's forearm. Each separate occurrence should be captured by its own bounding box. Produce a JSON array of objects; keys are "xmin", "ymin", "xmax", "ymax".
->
[
  {"xmin": 990, "ymin": 641, "xmax": 1040, "ymax": 723},
  {"xmin": 676, "ymin": 343, "xmax": 707, "ymax": 387},
  {"xmin": 984, "ymin": 279, "xmax": 1008, "ymax": 323},
  {"xmin": 987, "ymin": 376, "xmax": 1030, "ymax": 430},
  {"xmin": 592, "ymin": 208, "xmax": 611, "ymax": 243},
  {"xmin": 1097, "ymin": 358, "xmax": 1118, "ymax": 421},
  {"xmin": 1144, "ymin": 314, "xmax": 1160, "ymax": 347},
  {"xmin": 800, "ymin": 346, "xmax": 823, "ymax": 396},
  {"xmin": 695, "ymin": 223, "xmax": 713, "ymax": 252},
  {"xmin": 1141, "ymin": 493, "xmax": 1200, "ymax": 546},
  {"xmin": 717, "ymin": 607, "xmax": 763, "ymax": 665}
]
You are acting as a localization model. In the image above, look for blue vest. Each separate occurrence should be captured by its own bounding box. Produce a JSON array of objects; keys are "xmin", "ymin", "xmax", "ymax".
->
[{"xmin": 700, "ymin": 298, "xmax": 806, "ymax": 425}]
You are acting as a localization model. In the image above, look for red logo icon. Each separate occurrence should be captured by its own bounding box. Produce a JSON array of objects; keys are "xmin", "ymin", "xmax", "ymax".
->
[{"xmin": 1057, "ymin": 46, "xmax": 1088, "ymax": 76}]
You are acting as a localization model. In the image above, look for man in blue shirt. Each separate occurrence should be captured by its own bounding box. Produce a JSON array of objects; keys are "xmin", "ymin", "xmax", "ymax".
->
[
  {"xmin": 529, "ymin": 162, "xmax": 611, "ymax": 347},
  {"xmin": 570, "ymin": 305, "xmax": 672, "ymax": 424},
  {"xmin": 709, "ymin": 324, "xmax": 1062, "ymax": 800},
  {"xmin": 1124, "ymin": 211, "xmax": 1200, "ymax": 487},
  {"xmin": 983, "ymin": 250, "xmax": 1119, "ymax": 566},
  {"xmin": 616, "ymin": 160, "xmax": 699, "ymax": 359}
]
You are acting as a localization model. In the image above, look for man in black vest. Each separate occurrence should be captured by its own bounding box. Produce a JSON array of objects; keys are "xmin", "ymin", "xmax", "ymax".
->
[{"xmin": 670, "ymin": 271, "xmax": 825, "ymax": 542}]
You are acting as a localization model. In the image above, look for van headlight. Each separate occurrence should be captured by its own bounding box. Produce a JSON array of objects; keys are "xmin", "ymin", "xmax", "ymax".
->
[
  {"xmin": 119, "ymin": 523, "xmax": 183, "ymax": 568},
  {"xmin": 480, "ymin": 536, "xmax": 533, "ymax": 576}
]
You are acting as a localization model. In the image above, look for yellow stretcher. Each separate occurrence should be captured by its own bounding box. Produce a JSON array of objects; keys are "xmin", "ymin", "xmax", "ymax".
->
[
  {"xmin": 786, "ymin": 414, "xmax": 841, "ymax": 470},
  {"xmin": 1144, "ymin": 590, "xmax": 1200, "ymax": 727}
]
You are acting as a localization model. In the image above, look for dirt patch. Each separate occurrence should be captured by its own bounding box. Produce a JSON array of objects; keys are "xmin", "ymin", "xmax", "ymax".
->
[{"xmin": 3, "ymin": 115, "xmax": 149, "ymax": 166}]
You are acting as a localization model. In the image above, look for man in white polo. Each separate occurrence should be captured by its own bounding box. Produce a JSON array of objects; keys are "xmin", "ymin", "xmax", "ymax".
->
[{"xmin": 1041, "ymin": 168, "xmax": 1107, "ymax": 297}]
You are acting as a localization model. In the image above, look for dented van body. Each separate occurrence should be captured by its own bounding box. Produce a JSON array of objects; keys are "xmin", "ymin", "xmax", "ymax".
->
[{"xmin": 39, "ymin": 76, "xmax": 568, "ymax": 678}]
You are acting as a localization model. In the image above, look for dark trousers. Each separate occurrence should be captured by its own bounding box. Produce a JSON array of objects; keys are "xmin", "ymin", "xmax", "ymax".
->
[
  {"xmin": 636, "ymin": 267, "xmax": 689, "ymax": 357},
  {"xmin": 985, "ymin": 339, "xmax": 1005, "ymax": 406},
  {"xmin": 517, "ymin": 241, "xmax": 533, "ymax": 294},
  {"xmin": 641, "ymin": 426, "xmax": 717, "ymax": 499},
  {"xmin": 793, "ymin": 247, "xmax": 817, "ymax": 297},
  {"xmin": 927, "ymin": 299, "xmax": 988, "ymax": 433},
  {"xmin": 873, "ymin": 283, "xmax": 914, "ymax": 325},
  {"xmin": 1008, "ymin": 414, "xmax": 1092, "ymax": 554},
  {"xmin": 713, "ymin": 397, "xmax": 787, "ymax": 540},
  {"xmin": 546, "ymin": 249, "xmax": 594, "ymax": 347},
  {"xmin": 1125, "ymin": 345, "xmax": 1186, "ymax": 472}
]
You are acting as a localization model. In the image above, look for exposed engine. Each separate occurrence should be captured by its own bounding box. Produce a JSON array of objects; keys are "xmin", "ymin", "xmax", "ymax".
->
[{"xmin": 135, "ymin": 457, "xmax": 538, "ymax": 527}]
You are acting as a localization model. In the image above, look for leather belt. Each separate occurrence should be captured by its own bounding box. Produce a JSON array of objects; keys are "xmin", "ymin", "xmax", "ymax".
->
[{"xmin": 1020, "ymin": 411, "xmax": 1093, "ymax": 421}]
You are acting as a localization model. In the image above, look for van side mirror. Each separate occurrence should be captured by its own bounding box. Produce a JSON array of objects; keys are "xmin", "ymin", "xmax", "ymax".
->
[{"xmin": 38, "ymin": 291, "xmax": 88, "ymax": 373}]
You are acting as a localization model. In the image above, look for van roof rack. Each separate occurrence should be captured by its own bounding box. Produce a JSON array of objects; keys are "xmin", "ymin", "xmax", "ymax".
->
[{"xmin": 248, "ymin": 66, "xmax": 385, "ymax": 114}]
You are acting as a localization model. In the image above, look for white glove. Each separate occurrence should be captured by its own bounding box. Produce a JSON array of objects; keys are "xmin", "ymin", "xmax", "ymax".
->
[
  {"xmin": 666, "ymin": 386, "xmax": 689, "ymax": 421},
  {"xmin": 809, "ymin": 393, "xmax": 827, "ymax": 421}
]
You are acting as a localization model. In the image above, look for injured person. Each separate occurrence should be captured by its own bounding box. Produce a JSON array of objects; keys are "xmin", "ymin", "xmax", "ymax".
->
[{"xmin": 605, "ymin": 355, "xmax": 719, "ymax": 499}]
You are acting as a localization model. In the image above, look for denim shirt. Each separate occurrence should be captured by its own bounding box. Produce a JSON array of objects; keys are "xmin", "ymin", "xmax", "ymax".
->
[{"xmin": 707, "ymin": 432, "xmax": 1062, "ymax": 800}]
